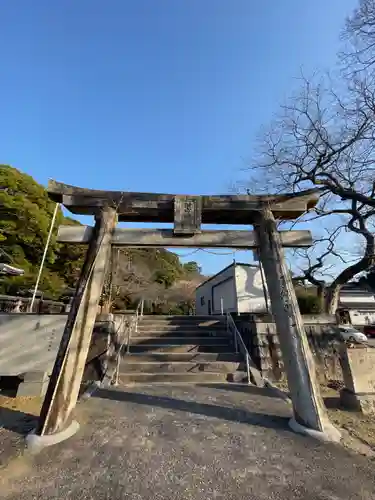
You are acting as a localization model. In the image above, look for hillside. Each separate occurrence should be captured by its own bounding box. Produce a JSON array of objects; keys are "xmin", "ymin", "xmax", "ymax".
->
[{"xmin": 0, "ymin": 165, "xmax": 203, "ymax": 312}]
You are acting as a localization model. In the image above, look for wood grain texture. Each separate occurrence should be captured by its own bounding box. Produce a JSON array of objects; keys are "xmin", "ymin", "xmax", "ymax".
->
[
  {"xmin": 47, "ymin": 180, "xmax": 320, "ymax": 223},
  {"xmin": 36, "ymin": 207, "xmax": 117, "ymax": 436},
  {"xmin": 57, "ymin": 226, "xmax": 313, "ymax": 248}
]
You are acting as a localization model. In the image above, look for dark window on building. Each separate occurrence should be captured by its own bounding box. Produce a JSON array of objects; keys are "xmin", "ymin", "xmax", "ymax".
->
[{"xmin": 200, "ymin": 296, "xmax": 205, "ymax": 306}]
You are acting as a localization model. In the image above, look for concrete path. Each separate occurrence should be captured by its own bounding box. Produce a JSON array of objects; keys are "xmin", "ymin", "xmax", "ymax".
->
[{"xmin": 0, "ymin": 384, "xmax": 374, "ymax": 499}]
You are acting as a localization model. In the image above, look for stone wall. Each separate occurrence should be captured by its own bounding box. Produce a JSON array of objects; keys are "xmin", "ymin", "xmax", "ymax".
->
[
  {"xmin": 339, "ymin": 345, "xmax": 375, "ymax": 415},
  {"xmin": 0, "ymin": 313, "xmax": 131, "ymax": 378},
  {"xmin": 0, "ymin": 312, "xmax": 129, "ymax": 396},
  {"xmin": 0, "ymin": 313, "xmax": 68, "ymax": 376},
  {"xmin": 235, "ymin": 314, "xmax": 343, "ymax": 383},
  {"xmin": 0, "ymin": 294, "xmax": 66, "ymax": 313}
]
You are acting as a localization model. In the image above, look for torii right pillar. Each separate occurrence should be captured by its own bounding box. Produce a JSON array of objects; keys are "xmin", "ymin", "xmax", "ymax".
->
[{"xmin": 254, "ymin": 207, "xmax": 341, "ymax": 442}]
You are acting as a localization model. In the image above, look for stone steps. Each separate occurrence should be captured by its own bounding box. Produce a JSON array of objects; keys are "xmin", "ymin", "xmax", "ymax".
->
[
  {"xmin": 117, "ymin": 372, "xmax": 236, "ymax": 384},
  {"xmin": 115, "ymin": 315, "xmax": 245, "ymax": 385},
  {"xmin": 119, "ymin": 361, "xmax": 241, "ymax": 373},
  {"xmin": 140, "ymin": 315, "xmax": 224, "ymax": 321},
  {"xmin": 136, "ymin": 325, "xmax": 226, "ymax": 333},
  {"xmin": 139, "ymin": 317, "xmax": 226, "ymax": 321},
  {"xmin": 128, "ymin": 336, "xmax": 231, "ymax": 346},
  {"xmin": 133, "ymin": 330, "xmax": 226, "ymax": 337},
  {"xmin": 120, "ymin": 352, "xmax": 242, "ymax": 362},
  {"xmin": 129, "ymin": 344, "xmax": 231, "ymax": 354},
  {"xmin": 139, "ymin": 319, "xmax": 226, "ymax": 323}
]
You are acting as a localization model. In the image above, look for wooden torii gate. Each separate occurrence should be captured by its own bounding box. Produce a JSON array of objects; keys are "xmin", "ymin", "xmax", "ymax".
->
[{"xmin": 33, "ymin": 180, "xmax": 340, "ymax": 444}]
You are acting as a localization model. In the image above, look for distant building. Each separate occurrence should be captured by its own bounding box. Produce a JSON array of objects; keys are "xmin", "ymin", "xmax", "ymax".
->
[
  {"xmin": 195, "ymin": 262, "xmax": 269, "ymax": 315},
  {"xmin": 338, "ymin": 283, "xmax": 375, "ymax": 325},
  {"xmin": 195, "ymin": 264, "xmax": 375, "ymax": 324}
]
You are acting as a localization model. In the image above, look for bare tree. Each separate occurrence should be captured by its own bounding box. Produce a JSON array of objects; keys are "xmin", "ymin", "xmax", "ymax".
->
[
  {"xmin": 114, "ymin": 250, "xmax": 153, "ymax": 297},
  {"xmin": 101, "ymin": 248, "xmax": 155, "ymax": 312},
  {"xmin": 341, "ymin": 0, "xmax": 375, "ymax": 74},
  {"xmin": 246, "ymin": 68, "xmax": 375, "ymax": 313},
  {"xmin": 290, "ymin": 224, "xmax": 358, "ymax": 311},
  {"xmin": 165, "ymin": 278, "xmax": 202, "ymax": 313}
]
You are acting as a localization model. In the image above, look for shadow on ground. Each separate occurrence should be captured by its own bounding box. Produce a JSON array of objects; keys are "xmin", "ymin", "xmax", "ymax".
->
[
  {"xmin": 0, "ymin": 376, "xmax": 22, "ymax": 398},
  {"xmin": 197, "ymin": 383, "xmax": 285, "ymax": 398},
  {"xmin": 93, "ymin": 387, "xmax": 291, "ymax": 431},
  {"xmin": 324, "ymin": 396, "xmax": 342, "ymax": 410},
  {"xmin": 0, "ymin": 407, "xmax": 37, "ymax": 434}
]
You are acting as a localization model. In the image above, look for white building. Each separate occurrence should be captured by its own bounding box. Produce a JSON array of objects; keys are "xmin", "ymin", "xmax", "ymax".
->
[
  {"xmin": 338, "ymin": 285, "xmax": 375, "ymax": 325},
  {"xmin": 195, "ymin": 262, "xmax": 269, "ymax": 315}
]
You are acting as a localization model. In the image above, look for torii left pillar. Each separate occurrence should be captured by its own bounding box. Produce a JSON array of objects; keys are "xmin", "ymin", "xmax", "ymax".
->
[{"xmin": 29, "ymin": 206, "xmax": 117, "ymax": 448}]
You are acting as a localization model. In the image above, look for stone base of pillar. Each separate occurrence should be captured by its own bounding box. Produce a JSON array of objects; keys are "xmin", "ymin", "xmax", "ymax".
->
[
  {"xmin": 340, "ymin": 388, "xmax": 375, "ymax": 415},
  {"xmin": 17, "ymin": 372, "xmax": 49, "ymax": 397},
  {"xmin": 289, "ymin": 417, "xmax": 342, "ymax": 443},
  {"xmin": 80, "ymin": 380, "xmax": 102, "ymax": 401},
  {"xmin": 26, "ymin": 420, "xmax": 80, "ymax": 453}
]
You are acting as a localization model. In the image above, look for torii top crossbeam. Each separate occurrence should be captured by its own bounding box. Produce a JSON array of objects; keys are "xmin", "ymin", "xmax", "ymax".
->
[{"xmin": 48, "ymin": 180, "xmax": 319, "ymax": 225}]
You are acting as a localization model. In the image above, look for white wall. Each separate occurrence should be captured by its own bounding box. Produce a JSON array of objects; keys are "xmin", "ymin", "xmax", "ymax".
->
[
  {"xmin": 235, "ymin": 265, "xmax": 268, "ymax": 314},
  {"xmin": 339, "ymin": 290, "xmax": 375, "ymax": 325},
  {"xmin": 195, "ymin": 263, "xmax": 270, "ymax": 315},
  {"xmin": 212, "ymin": 277, "xmax": 236, "ymax": 313},
  {"xmin": 195, "ymin": 264, "xmax": 236, "ymax": 315},
  {"xmin": 340, "ymin": 296, "xmax": 375, "ymax": 304},
  {"xmin": 349, "ymin": 310, "xmax": 375, "ymax": 326}
]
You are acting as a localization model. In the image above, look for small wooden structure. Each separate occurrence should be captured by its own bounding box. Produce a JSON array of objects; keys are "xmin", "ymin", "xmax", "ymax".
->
[{"xmin": 35, "ymin": 181, "xmax": 337, "ymax": 441}]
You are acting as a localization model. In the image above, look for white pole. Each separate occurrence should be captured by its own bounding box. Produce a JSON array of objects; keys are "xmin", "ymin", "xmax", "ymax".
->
[
  {"xmin": 220, "ymin": 297, "xmax": 224, "ymax": 315},
  {"xmin": 29, "ymin": 203, "xmax": 59, "ymax": 312}
]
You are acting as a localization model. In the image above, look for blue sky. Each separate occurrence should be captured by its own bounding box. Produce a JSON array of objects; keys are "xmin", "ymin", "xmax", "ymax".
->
[{"xmin": 0, "ymin": 0, "xmax": 358, "ymax": 275}]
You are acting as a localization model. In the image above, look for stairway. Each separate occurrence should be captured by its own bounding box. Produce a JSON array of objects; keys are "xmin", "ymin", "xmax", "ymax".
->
[{"xmin": 117, "ymin": 315, "xmax": 247, "ymax": 384}]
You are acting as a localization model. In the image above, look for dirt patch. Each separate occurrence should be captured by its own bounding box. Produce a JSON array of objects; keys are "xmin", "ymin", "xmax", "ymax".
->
[
  {"xmin": 321, "ymin": 386, "xmax": 375, "ymax": 457},
  {"xmin": 271, "ymin": 380, "xmax": 375, "ymax": 458},
  {"xmin": 328, "ymin": 409, "xmax": 375, "ymax": 458},
  {"xmin": 0, "ymin": 395, "xmax": 42, "ymax": 475}
]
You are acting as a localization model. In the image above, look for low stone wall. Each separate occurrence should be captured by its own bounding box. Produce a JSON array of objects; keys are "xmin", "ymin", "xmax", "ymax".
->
[
  {"xmin": 0, "ymin": 313, "xmax": 130, "ymax": 396},
  {"xmin": 0, "ymin": 295, "xmax": 66, "ymax": 313},
  {"xmin": 339, "ymin": 345, "xmax": 375, "ymax": 415},
  {"xmin": 0, "ymin": 314, "xmax": 68, "ymax": 376},
  {"xmin": 235, "ymin": 314, "xmax": 343, "ymax": 383}
]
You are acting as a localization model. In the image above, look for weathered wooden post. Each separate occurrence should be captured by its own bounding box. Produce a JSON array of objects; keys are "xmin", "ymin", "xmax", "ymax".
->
[
  {"xmin": 101, "ymin": 247, "xmax": 119, "ymax": 314},
  {"xmin": 254, "ymin": 207, "xmax": 341, "ymax": 442},
  {"xmin": 30, "ymin": 206, "xmax": 117, "ymax": 446}
]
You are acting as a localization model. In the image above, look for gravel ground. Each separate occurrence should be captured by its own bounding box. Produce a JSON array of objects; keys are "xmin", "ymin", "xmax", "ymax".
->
[
  {"xmin": 270, "ymin": 379, "xmax": 375, "ymax": 458},
  {"xmin": 0, "ymin": 384, "xmax": 374, "ymax": 500}
]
